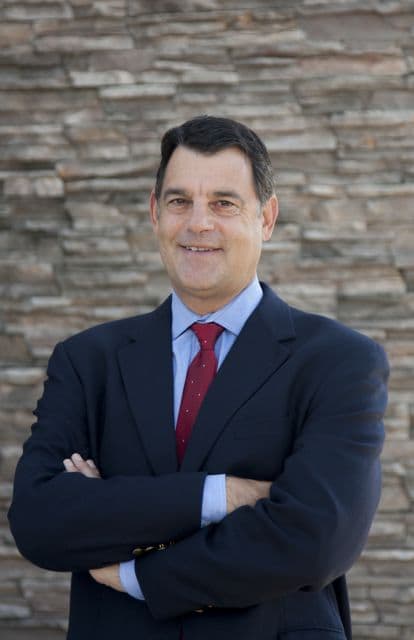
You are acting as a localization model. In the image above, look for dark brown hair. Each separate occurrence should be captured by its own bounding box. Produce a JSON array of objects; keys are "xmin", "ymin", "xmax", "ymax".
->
[{"xmin": 154, "ymin": 115, "xmax": 275, "ymax": 205}]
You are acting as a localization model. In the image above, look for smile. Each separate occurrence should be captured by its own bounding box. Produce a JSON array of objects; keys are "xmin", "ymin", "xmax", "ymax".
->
[{"xmin": 183, "ymin": 246, "xmax": 219, "ymax": 252}]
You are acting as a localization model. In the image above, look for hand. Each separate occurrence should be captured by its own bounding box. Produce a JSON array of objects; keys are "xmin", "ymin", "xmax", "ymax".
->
[
  {"xmin": 226, "ymin": 476, "xmax": 272, "ymax": 514},
  {"xmin": 63, "ymin": 453, "xmax": 101, "ymax": 478},
  {"xmin": 63, "ymin": 455, "xmax": 123, "ymax": 591},
  {"xmin": 89, "ymin": 564, "xmax": 125, "ymax": 593}
]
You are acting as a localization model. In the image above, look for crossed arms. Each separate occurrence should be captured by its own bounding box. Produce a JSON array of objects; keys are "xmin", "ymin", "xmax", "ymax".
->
[
  {"xmin": 8, "ymin": 333, "xmax": 389, "ymax": 619},
  {"xmin": 62, "ymin": 453, "xmax": 271, "ymax": 594}
]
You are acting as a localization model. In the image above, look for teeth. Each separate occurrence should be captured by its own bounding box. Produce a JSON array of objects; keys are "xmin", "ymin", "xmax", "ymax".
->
[{"xmin": 185, "ymin": 246, "xmax": 213, "ymax": 252}]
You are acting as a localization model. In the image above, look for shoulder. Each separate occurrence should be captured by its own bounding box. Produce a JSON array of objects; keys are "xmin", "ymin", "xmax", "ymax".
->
[
  {"xmin": 292, "ymin": 304, "xmax": 372, "ymax": 345},
  {"xmin": 290, "ymin": 305, "xmax": 389, "ymax": 377},
  {"xmin": 57, "ymin": 297, "xmax": 171, "ymax": 358},
  {"xmin": 261, "ymin": 283, "xmax": 388, "ymax": 368},
  {"xmin": 65, "ymin": 314, "xmax": 143, "ymax": 348}
]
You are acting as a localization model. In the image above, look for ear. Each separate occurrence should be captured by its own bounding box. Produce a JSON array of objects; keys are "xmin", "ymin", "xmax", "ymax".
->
[
  {"xmin": 149, "ymin": 189, "xmax": 159, "ymax": 231},
  {"xmin": 261, "ymin": 194, "xmax": 278, "ymax": 241}
]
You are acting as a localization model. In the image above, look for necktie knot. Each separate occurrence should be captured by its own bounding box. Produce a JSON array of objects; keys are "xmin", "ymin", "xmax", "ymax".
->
[{"xmin": 191, "ymin": 322, "xmax": 224, "ymax": 351}]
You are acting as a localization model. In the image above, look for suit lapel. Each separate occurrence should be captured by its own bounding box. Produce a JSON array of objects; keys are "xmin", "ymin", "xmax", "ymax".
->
[
  {"xmin": 117, "ymin": 297, "xmax": 178, "ymax": 475},
  {"xmin": 117, "ymin": 285, "xmax": 296, "ymax": 474},
  {"xmin": 181, "ymin": 286, "xmax": 296, "ymax": 471}
]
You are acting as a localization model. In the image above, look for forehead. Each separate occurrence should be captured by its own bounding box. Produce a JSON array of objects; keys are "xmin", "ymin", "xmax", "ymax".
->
[{"xmin": 162, "ymin": 146, "xmax": 256, "ymax": 196}]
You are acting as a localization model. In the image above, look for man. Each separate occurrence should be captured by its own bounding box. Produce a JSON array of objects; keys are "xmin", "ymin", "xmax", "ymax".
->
[{"xmin": 9, "ymin": 116, "xmax": 389, "ymax": 640}]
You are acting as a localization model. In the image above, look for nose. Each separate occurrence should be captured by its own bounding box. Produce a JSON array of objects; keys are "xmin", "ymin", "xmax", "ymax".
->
[{"xmin": 186, "ymin": 199, "xmax": 215, "ymax": 233}]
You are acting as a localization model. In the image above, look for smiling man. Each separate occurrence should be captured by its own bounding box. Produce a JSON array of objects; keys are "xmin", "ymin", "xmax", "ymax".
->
[
  {"xmin": 151, "ymin": 144, "xmax": 277, "ymax": 313},
  {"xmin": 9, "ymin": 116, "xmax": 389, "ymax": 640}
]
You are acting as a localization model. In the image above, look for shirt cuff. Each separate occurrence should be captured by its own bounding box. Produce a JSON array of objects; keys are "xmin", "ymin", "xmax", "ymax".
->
[
  {"xmin": 201, "ymin": 473, "xmax": 227, "ymax": 527},
  {"xmin": 119, "ymin": 559, "xmax": 144, "ymax": 600}
]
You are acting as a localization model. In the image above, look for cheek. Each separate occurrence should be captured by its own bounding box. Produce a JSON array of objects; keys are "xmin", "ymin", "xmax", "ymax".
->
[
  {"xmin": 156, "ymin": 219, "xmax": 179, "ymax": 244},
  {"xmin": 231, "ymin": 229, "xmax": 262, "ymax": 256}
]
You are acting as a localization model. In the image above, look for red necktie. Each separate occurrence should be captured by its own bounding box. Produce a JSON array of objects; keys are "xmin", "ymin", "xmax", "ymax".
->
[{"xmin": 176, "ymin": 322, "xmax": 224, "ymax": 465}]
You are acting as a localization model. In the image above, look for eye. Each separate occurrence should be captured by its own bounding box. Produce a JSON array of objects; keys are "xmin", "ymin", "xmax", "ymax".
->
[
  {"xmin": 212, "ymin": 200, "xmax": 238, "ymax": 215},
  {"xmin": 167, "ymin": 198, "xmax": 189, "ymax": 208}
]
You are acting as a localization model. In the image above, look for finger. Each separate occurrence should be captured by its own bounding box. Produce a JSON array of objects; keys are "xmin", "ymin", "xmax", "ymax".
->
[
  {"xmin": 63, "ymin": 459, "xmax": 77, "ymax": 472},
  {"xmin": 69, "ymin": 452, "xmax": 84, "ymax": 466},
  {"xmin": 90, "ymin": 566, "xmax": 123, "ymax": 592},
  {"xmin": 71, "ymin": 453, "xmax": 97, "ymax": 478},
  {"xmin": 89, "ymin": 568, "xmax": 102, "ymax": 583},
  {"xmin": 86, "ymin": 459, "xmax": 101, "ymax": 478}
]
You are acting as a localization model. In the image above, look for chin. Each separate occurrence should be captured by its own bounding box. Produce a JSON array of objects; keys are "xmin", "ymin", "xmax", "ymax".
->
[
  {"xmin": 176, "ymin": 271, "xmax": 221, "ymax": 292},
  {"xmin": 183, "ymin": 281, "xmax": 218, "ymax": 296}
]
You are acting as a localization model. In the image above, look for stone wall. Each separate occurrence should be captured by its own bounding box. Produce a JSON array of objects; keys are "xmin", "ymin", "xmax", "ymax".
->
[{"xmin": 0, "ymin": 1, "xmax": 413, "ymax": 638}]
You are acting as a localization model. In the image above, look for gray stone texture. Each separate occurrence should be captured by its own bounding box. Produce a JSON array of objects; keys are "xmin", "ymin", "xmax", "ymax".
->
[{"xmin": 0, "ymin": 0, "xmax": 413, "ymax": 637}]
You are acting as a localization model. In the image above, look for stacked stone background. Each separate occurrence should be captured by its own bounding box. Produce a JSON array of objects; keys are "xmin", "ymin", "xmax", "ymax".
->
[{"xmin": 0, "ymin": 0, "xmax": 413, "ymax": 637}]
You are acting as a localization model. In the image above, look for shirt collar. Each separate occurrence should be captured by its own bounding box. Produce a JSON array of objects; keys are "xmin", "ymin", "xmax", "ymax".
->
[{"xmin": 171, "ymin": 277, "xmax": 263, "ymax": 340}]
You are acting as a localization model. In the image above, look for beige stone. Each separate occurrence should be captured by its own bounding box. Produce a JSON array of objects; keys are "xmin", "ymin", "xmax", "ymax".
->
[
  {"xmin": 4, "ymin": 3, "xmax": 73, "ymax": 20},
  {"xmin": 57, "ymin": 159, "xmax": 155, "ymax": 180},
  {"xmin": 100, "ymin": 84, "xmax": 176, "ymax": 99},
  {"xmin": 35, "ymin": 35, "xmax": 134, "ymax": 52},
  {"xmin": 70, "ymin": 70, "xmax": 135, "ymax": 87},
  {"xmin": 331, "ymin": 109, "xmax": 414, "ymax": 127},
  {"xmin": 350, "ymin": 600, "xmax": 379, "ymax": 624},
  {"xmin": 369, "ymin": 519, "xmax": 406, "ymax": 543},
  {"xmin": 378, "ymin": 484, "xmax": 410, "ymax": 512},
  {"xmin": 0, "ymin": 24, "xmax": 32, "ymax": 47},
  {"xmin": 65, "ymin": 177, "xmax": 153, "ymax": 194},
  {"xmin": 0, "ymin": 601, "xmax": 31, "ymax": 619}
]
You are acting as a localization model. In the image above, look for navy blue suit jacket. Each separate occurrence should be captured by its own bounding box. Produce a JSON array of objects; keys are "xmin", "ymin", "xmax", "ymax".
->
[{"xmin": 9, "ymin": 284, "xmax": 389, "ymax": 640}]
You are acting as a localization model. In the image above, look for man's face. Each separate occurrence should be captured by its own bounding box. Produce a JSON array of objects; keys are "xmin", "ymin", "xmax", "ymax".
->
[{"xmin": 150, "ymin": 146, "xmax": 278, "ymax": 313}]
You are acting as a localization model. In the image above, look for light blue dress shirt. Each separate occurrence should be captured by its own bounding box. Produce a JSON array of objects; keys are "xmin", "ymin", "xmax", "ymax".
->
[{"xmin": 119, "ymin": 277, "xmax": 263, "ymax": 599}]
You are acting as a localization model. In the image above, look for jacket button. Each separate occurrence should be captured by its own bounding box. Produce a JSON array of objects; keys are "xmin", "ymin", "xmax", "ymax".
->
[{"xmin": 133, "ymin": 545, "xmax": 155, "ymax": 556}]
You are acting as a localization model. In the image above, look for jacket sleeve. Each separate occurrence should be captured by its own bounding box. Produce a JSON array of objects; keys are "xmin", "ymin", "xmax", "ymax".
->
[
  {"xmin": 8, "ymin": 341, "xmax": 207, "ymax": 573},
  {"xmin": 135, "ymin": 339, "xmax": 389, "ymax": 620}
]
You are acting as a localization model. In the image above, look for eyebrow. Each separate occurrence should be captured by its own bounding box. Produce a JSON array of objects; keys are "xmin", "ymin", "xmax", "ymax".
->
[
  {"xmin": 162, "ymin": 188, "xmax": 245, "ymax": 204},
  {"xmin": 212, "ymin": 190, "xmax": 244, "ymax": 204},
  {"xmin": 162, "ymin": 188, "xmax": 188, "ymax": 201}
]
